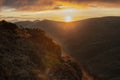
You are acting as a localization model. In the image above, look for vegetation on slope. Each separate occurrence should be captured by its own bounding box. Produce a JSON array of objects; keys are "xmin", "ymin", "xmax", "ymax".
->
[{"xmin": 0, "ymin": 20, "xmax": 82, "ymax": 80}]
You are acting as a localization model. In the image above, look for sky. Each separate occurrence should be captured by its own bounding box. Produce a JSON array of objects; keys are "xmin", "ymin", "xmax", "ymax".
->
[{"xmin": 0, "ymin": 0, "xmax": 120, "ymax": 22}]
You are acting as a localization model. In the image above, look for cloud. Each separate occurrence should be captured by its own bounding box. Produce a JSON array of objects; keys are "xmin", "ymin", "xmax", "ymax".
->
[
  {"xmin": 59, "ymin": 0, "xmax": 120, "ymax": 7},
  {"xmin": 1, "ymin": 0, "xmax": 55, "ymax": 11},
  {"xmin": 61, "ymin": 0, "xmax": 120, "ymax": 6},
  {"xmin": 0, "ymin": 0, "xmax": 4, "ymax": 9},
  {"xmin": 56, "ymin": 0, "xmax": 120, "ymax": 8},
  {"xmin": 0, "ymin": 0, "xmax": 120, "ymax": 11},
  {"xmin": 59, "ymin": 0, "xmax": 120, "ymax": 3},
  {"xmin": 2, "ymin": 0, "xmax": 53, "ymax": 7}
]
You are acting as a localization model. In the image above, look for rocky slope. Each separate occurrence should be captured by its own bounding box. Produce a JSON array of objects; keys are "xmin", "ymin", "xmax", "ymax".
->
[{"xmin": 0, "ymin": 20, "xmax": 82, "ymax": 80}]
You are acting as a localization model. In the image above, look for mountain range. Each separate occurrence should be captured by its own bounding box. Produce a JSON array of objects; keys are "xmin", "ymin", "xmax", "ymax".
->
[{"xmin": 16, "ymin": 16, "xmax": 120, "ymax": 80}]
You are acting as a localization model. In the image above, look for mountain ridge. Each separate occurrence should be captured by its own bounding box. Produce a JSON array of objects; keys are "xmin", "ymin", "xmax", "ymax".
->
[
  {"xmin": 0, "ymin": 20, "xmax": 83, "ymax": 80},
  {"xmin": 15, "ymin": 16, "xmax": 120, "ymax": 80}
]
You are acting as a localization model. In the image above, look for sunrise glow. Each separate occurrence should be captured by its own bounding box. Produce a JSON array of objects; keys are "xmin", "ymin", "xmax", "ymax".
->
[
  {"xmin": 0, "ymin": 0, "xmax": 120, "ymax": 21},
  {"xmin": 64, "ymin": 16, "xmax": 73, "ymax": 22}
]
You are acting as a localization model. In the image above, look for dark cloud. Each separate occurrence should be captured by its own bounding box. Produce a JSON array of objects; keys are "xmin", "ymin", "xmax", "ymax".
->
[
  {"xmin": 2, "ymin": 0, "xmax": 54, "ymax": 7},
  {"xmin": 0, "ymin": 0, "xmax": 55, "ymax": 11},
  {"xmin": 0, "ymin": 0, "xmax": 3, "ymax": 7},
  {"xmin": 2, "ymin": 0, "xmax": 36, "ymax": 7}
]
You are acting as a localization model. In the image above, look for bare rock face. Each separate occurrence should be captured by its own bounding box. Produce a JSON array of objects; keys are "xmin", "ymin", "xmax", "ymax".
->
[{"xmin": 0, "ymin": 21, "xmax": 82, "ymax": 80}]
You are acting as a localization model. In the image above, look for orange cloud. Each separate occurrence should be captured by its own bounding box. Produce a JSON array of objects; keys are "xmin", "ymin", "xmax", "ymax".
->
[
  {"xmin": 0, "ymin": 0, "xmax": 120, "ymax": 12},
  {"xmin": 57, "ymin": 0, "xmax": 120, "ymax": 8}
]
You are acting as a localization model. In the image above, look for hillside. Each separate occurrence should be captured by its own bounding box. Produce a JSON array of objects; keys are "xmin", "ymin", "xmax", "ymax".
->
[
  {"xmin": 16, "ymin": 16, "xmax": 120, "ymax": 80},
  {"xmin": 0, "ymin": 20, "xmax": 82, "ymax": 80}
]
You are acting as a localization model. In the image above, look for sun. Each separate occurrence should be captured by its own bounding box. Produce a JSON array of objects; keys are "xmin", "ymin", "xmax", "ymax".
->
[{"xmin": 64, "ymin": 16, "xmax": 72, "ymax": 22}]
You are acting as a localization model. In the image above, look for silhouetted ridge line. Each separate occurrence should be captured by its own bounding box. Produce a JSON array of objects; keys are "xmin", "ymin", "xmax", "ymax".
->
[
  {"xmin": 0, "ymin": 20, "xmax": 18, "ymax": 30},
  {"xmin": 0, "ymin": 21, "xmax": 83, "ymax": 80}
]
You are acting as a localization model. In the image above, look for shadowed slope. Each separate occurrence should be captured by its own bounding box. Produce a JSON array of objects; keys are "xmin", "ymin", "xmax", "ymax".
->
[
  {"xmin": 16, "ymin": 16, "xmax": 120, "ymax": 80},
  {"xmin": 0, "ymin": 21, "xmax": 82, "ymax": 80}
]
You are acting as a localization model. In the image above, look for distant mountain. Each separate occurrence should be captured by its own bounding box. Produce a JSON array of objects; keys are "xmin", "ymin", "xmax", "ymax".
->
[
  {"xmin": 16, "ymin": 19, "xmax": 80, "ymax": 44},
  {"xmin": 0, "ymin": 20, "xmax": 83, "ymax": 80},
  {"xmin": 16, "ymin": 16, "xmax": 120, "ymax": 80}
]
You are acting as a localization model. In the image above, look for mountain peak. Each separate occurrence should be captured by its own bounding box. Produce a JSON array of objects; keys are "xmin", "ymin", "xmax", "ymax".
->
[{"xmin": 0, "ymin": 20, "xmax": 18, "ymax": 30}]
